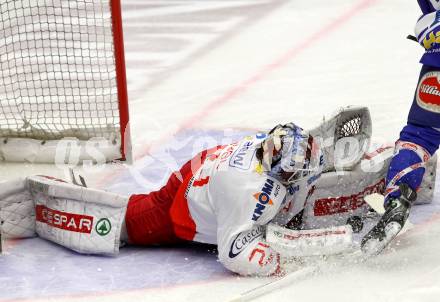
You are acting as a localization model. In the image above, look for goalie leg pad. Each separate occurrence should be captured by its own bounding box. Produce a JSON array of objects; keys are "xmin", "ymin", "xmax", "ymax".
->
[
  {"xmin": 0, "ymin": 178, "xmax": 36, "ymax": 239},
  {"xmin": 302, "ymin": 145, "xmax": 437, "ymax": 230},
  {"xmin": 417, "ymin": 153, "xmax": 437, "ymax": 204},
  {"xmin": 302, "ymin": 147, "xmax": 393, "ymax": 230},
  {"xmin": 28, "ymin": 175, "xmax": 128, "ymax": 255}
]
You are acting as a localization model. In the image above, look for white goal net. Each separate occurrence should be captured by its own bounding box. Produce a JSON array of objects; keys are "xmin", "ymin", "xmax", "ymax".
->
[{"xmin": 0, "ymin": 0, "xmax": 130, "ymax": 163}]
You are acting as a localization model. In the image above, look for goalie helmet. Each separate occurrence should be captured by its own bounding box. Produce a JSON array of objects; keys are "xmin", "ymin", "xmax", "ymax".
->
[{"xmin": 257, "ymin": 123, "xmax": 322, "ymax": 184}]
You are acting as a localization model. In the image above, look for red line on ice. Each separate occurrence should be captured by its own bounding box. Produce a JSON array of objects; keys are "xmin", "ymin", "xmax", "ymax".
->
[{"xmin": 135, "ymin": 0, "xmax": 379, "ymax": 160}]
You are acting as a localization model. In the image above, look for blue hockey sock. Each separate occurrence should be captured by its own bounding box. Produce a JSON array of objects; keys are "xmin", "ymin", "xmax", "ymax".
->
[{"xmin": 385, "ymin": 124, "xmax": 440, "ymax": 203}]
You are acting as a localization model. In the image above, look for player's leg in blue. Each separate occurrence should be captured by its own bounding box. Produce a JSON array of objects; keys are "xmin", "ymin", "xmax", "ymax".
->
[
  {"xmin": 361, "ymin": 3, "xmax": 440, "ymax": 255},
  {"xmin": 417, "ymin": 0, "xmax": 438, "ymax": 14},
  {"xmin": 385, "ymin": 124, "xmax": 440, "ymax": 202},
  {"xmin": 361, "ymin": 106, "xmax": 440, "ymax": 255},
  {"xmin": 385, "ymin": 64, "xmax": 440, "ymax": 203}
]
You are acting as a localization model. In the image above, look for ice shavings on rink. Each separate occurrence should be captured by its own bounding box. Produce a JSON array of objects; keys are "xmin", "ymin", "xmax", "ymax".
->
[{"xmin": 1, "ymin": 127, "xmax": 440, "ymax": 302}]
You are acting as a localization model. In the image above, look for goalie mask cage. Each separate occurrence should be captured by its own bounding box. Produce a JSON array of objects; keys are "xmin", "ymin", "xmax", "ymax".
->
[{"xmin": 0, "ymin": 0, "xmax": 130, "ymax": 163}]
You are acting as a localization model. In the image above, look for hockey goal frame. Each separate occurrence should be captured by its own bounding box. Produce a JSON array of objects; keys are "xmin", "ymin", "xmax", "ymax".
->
[
  {"xmin": 111, "ymin": 0, "xmax": 130, "ymax": 162},
  {"xmin": 0, "ymin": 0, "xmax": 131, "ymax": 164}
]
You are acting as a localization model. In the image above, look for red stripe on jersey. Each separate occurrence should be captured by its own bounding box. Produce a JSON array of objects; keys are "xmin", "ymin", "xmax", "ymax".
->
[
  {"xmin": 170, "ymin": 145, "xmax": 223, "ymax": 241},
  {"xmin": 193, "ymin": 176, "xmax": 210, "ymax": 187}
]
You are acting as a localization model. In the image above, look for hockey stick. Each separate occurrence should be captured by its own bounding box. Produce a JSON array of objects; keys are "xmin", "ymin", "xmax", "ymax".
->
[
  {"xmin": 364, "ymin": 193, "xmax": 386, "ymax": 214},
  {"xmin": 407, "ymin": 34, "xmax": 418, "ymax": 43},
  {"xmin": 69, "ymin": 168, "xmax": 88, "ymax": 187},
  {"xmin": 228, "ymin": 265, "xmax": 319, "ymax": 302}
]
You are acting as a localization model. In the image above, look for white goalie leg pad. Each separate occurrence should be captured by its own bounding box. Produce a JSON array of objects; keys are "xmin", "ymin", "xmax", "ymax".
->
[
  {"xmin": 416, "ymin": 153, "xmax": 437, "ymax": 205},
  {"xmin": 302, "ymin": 146, "xmax": 437, "ymax": 231},
  {"xmin": 362, "ymin": 153, "xmax": 438, "ymax": 207},
  {"xmin": 302, "ymin": 147, "xmax": 394, "ymax": 229},
  {"xmin": 0, "ymin": 178, "xmax": 36, "ymax": 239},
  {"xmin": 27, "ymin": 175, "xmax": 129, "ymax": 255},
  {"xmin": 266, "ymin": 223, "xmax": 353, "ymax": 257}
]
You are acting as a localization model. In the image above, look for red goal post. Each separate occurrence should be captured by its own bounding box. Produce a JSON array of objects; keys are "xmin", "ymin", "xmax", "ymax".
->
[{"xmin": 0, "ymin": 0, "xmax": 130, "ymax": 163}]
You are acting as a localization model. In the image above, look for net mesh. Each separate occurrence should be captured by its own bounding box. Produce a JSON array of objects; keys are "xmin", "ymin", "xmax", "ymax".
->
[
  {"xmin": 0, "ymin": 0, "xmax": 120, "ymax": 141},
  {"xmin": 337, "ymin": 115, "xmax": 362, "ymax": 139}
]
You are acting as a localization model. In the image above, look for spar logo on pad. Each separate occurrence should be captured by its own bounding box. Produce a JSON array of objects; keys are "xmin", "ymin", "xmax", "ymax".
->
[
  {"xmin": 95, "ymin": 218, "xmax": 112, "ymax": 236},
  {"xmin": 417, "ymin": 71, "xmax": 440, "ymax": 113},
  {"xmin": 36, "ymin": 205, "xmax": 94, "ymax": 234}
]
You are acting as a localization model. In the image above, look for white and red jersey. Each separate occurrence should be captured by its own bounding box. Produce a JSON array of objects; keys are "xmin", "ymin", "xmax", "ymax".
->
[{"xmin": 170, "ymin": 134, "xmax": 320, "ymax": 276}]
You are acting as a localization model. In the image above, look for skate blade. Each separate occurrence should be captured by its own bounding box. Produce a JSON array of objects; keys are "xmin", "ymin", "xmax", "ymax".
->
[{"xmin": 361, "ymin": 222, "xmax": 402, "ymax": 256}]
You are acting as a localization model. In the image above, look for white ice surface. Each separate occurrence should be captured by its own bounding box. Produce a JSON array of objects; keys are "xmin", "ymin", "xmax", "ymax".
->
[{"xmin": 2, "ymin": 0, "xmax": 440, "ymax": 301}]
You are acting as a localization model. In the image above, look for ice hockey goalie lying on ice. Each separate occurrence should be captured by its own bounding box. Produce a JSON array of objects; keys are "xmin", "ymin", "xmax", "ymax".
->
[{"xmin": 0, "ymin": 107, "xmax": 437, "ymax": 276}]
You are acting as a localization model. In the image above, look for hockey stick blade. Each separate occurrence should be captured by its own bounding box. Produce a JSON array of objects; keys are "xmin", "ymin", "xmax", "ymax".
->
[
  {"xmin": 407, "ymin": 34, "xmax": 418, "ymax": 42},
  {"xmin": 69, "ymin": 168, "xmax": 88, "ymax": 187},
  {"xmin": 364, "ymin": 193, "xmax": 385, "ymax": 214}
]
